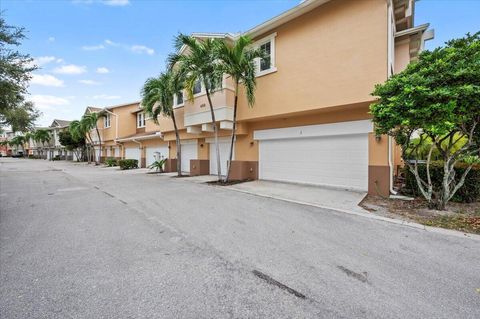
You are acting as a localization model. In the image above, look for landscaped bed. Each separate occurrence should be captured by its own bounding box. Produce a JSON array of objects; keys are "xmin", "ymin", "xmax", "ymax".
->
[{"xmin": 360, "ymin": 196, "xmax": 480, "ymax": 234}]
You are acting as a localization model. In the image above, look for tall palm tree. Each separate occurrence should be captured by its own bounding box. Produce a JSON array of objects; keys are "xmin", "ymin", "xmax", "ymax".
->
[
  {"xmin": 33, "ymin": 129, "xmax": 51, "ymax": 159},
  {"xmin": 216, "ymin": 35, "xmax": 264, "ymax": 181},
  {"xmin": 80, "ymin": 112, "xmax": 106, "ymax": 164},
  {"xmin": 169, "ymin": 34, "xmax": 224, "ymax": 180},
  {"xmin": 69, "ymin": 120, "xmax": 86, "ymax": 161},
  {"xmin": 141, "ymin": 69, "xmax": 183, "ymax": 176}
]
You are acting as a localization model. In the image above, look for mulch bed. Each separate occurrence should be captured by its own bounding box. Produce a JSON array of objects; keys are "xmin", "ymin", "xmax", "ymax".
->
[
  {"xmin": 206, "ymin": 179, "xmax": 253, "ymax": 186},
  {"xmin": 360, "ymin": 195, "xmax": 480, "ymax": 234}
]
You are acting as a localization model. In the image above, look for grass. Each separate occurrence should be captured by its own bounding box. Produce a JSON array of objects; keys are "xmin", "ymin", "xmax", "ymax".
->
[{"xmin": 414, "ymin": 213, "xmax": 480, "ymax": 234}]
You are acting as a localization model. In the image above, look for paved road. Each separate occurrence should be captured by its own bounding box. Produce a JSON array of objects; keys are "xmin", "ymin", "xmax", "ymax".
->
[{"xmin": 1, "ymin": 158, "xmax": 479, "ymax": 318}]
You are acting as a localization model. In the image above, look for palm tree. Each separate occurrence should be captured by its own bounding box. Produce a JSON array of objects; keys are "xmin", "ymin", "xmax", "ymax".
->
[
  {"xmin": 216, "ymin": 35, "xmax": 264, "ymax": 181},
  {"xmin": 169, "ymin": 34, "xmax": 224, "ymax": 180},
  {"xmin": 80, "ymin": 112, "xmax": 106, "ymax": 164},
  {"xmin": 69, "ymin": 120, "xmax": 86, "ymax": 161},
  {"xmin": 141, "ymin": 69, "xmax": 183, "ymax": 176},
  {"xmin": 34, "ymin": 129, "xmax": 51, "ymax": 159}
]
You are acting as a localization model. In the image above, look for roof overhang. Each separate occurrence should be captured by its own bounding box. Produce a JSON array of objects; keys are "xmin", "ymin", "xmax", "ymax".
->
[
  {"xmin": 115, "ymin": 131, "xmax": 163, "ymax": 143},
  {"xmin": 395, "ymin": 23, "xmax": 434, "ymax": 59}
]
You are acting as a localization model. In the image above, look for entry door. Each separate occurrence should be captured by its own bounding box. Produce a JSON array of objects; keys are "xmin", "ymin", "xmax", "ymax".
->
[
  {"xmin": 180, "ymin": 140, "xmax": 197, "ymax": 174},
  {"xmin": 208, "ymin": 138, "xmax": 233, "ymax": 176}
]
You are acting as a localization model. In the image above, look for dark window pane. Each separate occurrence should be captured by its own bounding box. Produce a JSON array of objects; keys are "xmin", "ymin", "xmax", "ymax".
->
[
  {"xmin": 260, "ymin": 41, "xmax": 271, "ymax": 71},
  {"xmin": 193, "ymin": 80, "xmax": 202, "ymax": 94},
  {"xmin": 176, "ymin": 92, "xmax": 183, "ymax": 105}
]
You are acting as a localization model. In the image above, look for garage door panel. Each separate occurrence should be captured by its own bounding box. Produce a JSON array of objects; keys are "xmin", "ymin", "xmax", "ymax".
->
[
  {"xmin": 259, "ymin": 134, "xmax": 368, "ymax": 190},
  {"xmin": 125, "ymin": 148, "xmax": 141, "ymax": 163},
  {"xmin": 180, "ymin": 142, "xmax": 197, "ymax": 174},
  {"xmin": 209, "ymin": 141, "xmax": 232, "ymax": 176},
  {"xmin": 146, "ymin": 146, "xmax": 169, "ymax": 167}
]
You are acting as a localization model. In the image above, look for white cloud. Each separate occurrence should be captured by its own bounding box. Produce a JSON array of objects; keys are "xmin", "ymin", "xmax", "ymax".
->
[
  {"xmin": 33, "ymin": 56, "xmax": 62, "ymax": 66},
  {"xmin": 96, "ymin": 67, "xmax": 110, "ymax": 74},
  {"xmin": 93, "ymin": 94, "xmax": 121, "ymax": 100},
  {"xmin": 79, "ymin": 79, "xmax": 101, "ymax": 85},
  {"xmin": 31, "ymin": 74, "xmax": 65, "ymax": 87},
  {"xmin": 104, "ymin": 39, "xmax": 120, "ymax": 46},
  {"xmin": 30, "ymin": 95, "xmax": 70, "ymax": 111},
  {"xmin": 130, "ymin": 45, "xmax": 154, "ymax": 55},
  {"xmin": 48, "ymin": 37, "xmax": 55, "ymax": 43},
  {"xmin": 53, "ymin": 64, "xmax": 87, "ymax": 75},
  {"xmin": 102, "ymin": 0, "xmax": 129, "ymax": 6},
  {"xmin": 82, "ymin": 44, "xmax": 105, "ymax": 51}
]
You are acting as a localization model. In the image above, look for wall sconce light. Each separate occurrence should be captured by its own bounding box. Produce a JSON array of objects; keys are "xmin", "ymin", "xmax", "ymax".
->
[
  {"xmin": 200, "ymin": 143, "xmax": 204, "ymax": 147},
  {"xmin": 250, "ymin": 141, "xmax": 254, "ymax": 146},
  {"xmin": 375, "ymin": 135, "xmax": 382, "ymax": 142},
  {"xmin": 168, "ymin": 145, "xmax": 171, "ymax": 149}
]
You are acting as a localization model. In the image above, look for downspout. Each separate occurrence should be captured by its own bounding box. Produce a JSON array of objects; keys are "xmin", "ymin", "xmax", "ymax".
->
[{"xmin": 388, "ymin": 136, "xmax": 398, "ymax": 195}]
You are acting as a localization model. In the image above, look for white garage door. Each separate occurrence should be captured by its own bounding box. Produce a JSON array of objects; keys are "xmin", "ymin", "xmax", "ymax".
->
[
  {"xmin": 180, "ymin": 140, "xmax": 197, "ymax": 174},
  {"xmin": 125, "ymin": 147, "xmax": 141, "ymax": 163},
  {"xmin": 106, "ymin": 147, "xmax": 111, "ymax": 157},
  {"xmin": 255, "ymin": 120, "xmax": 372, "ymax": 191},
  {"xmin": 146, "ymin": 145, "xmax": 169, "ymax": 167},
  {"xmin": 207, "ymin": 137, "xmax": 233, "ymax": 176}
]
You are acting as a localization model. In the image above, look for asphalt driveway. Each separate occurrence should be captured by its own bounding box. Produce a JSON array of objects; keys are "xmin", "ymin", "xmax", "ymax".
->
[{"xmin": 1, "ymin": 158, "xmax": 479, "ymax": 318}]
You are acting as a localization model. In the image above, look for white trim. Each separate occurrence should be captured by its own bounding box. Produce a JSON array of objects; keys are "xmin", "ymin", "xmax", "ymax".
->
[
  {"xmin": 253, "ymin": 33, "xmax": 277, "ymax": 77},
  {"xmin": 180, "ymin": 139, "xmax": 198, "ymax": 145},
  {"xmin": 205, "ymin": 137, "xmax": 232, "ymax": 144},
  {"xmin": 136, "ymin": 112, "xmax": 146, "ymax": 128},
  {"xmin": 254, "ymin": 120, "xmax": 373, "ymax": 141}
]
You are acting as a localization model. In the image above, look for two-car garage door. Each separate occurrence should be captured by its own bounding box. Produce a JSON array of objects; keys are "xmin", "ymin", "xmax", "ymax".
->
[{"xmin": 255, "ymin": 120, "xmax": 372, "ymax": 191}]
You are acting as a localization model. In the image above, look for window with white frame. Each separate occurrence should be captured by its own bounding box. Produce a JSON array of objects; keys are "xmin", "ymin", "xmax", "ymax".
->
[
  {"xmin": 255, "ymin": 33, "xmax": 276, "ymax": 75},
  {"xmin": 192, "ymin": 80, "xmax": 202, "ymax": 95},
  {"xmin": 104, "ymin": 114, "xmax": 111, "ymax": 128},
  {"xmin": 174, "ymin": 91, "xmax": 184, "ymax": 107},
  {"xmin": 137, "ymin": 112, "xmax": 146, "ymax": 128}
]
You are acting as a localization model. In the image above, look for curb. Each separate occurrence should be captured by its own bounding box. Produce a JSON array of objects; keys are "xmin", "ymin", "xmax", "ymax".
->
[{"xmin": 221, "ymin": 186, "xmax": 480, "ymax": 242}]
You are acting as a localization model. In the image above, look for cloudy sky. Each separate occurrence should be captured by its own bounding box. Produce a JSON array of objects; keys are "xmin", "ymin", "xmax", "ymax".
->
[{"xmin": 2, "ymin": 0, "xmax": 479, "ymax": 127}]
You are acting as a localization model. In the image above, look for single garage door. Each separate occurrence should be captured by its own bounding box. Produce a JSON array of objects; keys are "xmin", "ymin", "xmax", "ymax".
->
[
  {"xmin": 255, "ymin": 120, "xmax": 372, "ymax": 191},
  {"xmin": 207, "ymin": 137, "xmax": 233, "ymax": 176},
  {"xmin": 146, "ymin": 145, "xmax": 169, "ymax": 167},
  {"xmin": 180, "ymin": 140, "xmax": 197, "ymax": 174},
  {"xmin": 125, "ymin": 147, "xmax": 141, "ymax": 164}
]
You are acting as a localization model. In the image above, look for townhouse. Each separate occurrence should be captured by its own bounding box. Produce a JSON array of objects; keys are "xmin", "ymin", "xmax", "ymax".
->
[{"xmin": 89, "ymin": 0, "xmax": 433, "ymax": 196}]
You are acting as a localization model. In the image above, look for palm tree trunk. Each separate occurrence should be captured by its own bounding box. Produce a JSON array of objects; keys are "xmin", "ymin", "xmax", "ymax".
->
[
  {"xmin": 95, "ymin": 125, "xmax": 101, "ymax": 165},
  {"xmin": 204, "ymin": 82, "xmax": 222, "ymax": 181},
  {"xmin": 225, "ymin": 82, "xmax": 239, "ymax": 182},
  {"xmin": 171, "ymin": 111, "xmax": 182, "ymax": 176}
]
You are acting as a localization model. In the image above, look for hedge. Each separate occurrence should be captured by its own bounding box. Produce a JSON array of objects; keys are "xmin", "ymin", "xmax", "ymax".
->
[
  {"xmin": 105, "ymin": 158, "xmax": 118, "ymax": 167},
  {"xmin": 403, "ymin": 162, "xmax": 480, "ymax": 203},
  {"xmin": 118, "ymin": 159, "xmax": 138, "ymax": 170}
]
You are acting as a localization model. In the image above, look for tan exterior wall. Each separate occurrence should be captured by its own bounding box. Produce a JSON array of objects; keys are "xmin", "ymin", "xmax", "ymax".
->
[
  {"xmin": 236, "ymin": 0, "xmax": 388, "ymax": 121},
  {"xmin": 98, "ymin": 103, "xmax": 140, "ymax": 143},
  {"xmin": 394, "ymin": 40, "xmax": 410, "ymax": 73}
]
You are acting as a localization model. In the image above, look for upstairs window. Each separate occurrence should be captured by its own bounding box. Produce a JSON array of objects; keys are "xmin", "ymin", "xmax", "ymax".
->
[
  {"xmin": 175, "ymin": 91, "xmax": 184, "ymax": 106},
  {"xmin": 192, "ymin": 80, "xmax": 202, "ymax": 95},
  {"xmin": 137, "ymin": 112, "xmax": 146, "ymax": 128},
  {"xmin": 104, "ymin": 114, "xmax": 111, "ymax": 128},
  {"xmin": 260, "ymin": 41, "xmax": 272, "ymax": 71},
  {"xmin": 255, "ymin": 33, "xmax": 276, "ymax": 76}
]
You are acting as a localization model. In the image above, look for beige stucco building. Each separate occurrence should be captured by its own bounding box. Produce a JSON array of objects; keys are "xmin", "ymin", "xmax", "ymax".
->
[{"xmin": 88, "ymin": 0, "xmax": 433, "ymax": 196}]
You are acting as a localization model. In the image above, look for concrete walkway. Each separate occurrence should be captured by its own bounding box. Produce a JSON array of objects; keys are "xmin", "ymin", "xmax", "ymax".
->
[{"xmin": 227, "ymin": 180, "xmax": 368, "ymax": 213}]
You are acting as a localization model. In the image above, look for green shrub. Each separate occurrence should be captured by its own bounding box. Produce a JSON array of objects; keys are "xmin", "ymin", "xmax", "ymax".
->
[
  {"xmin": 403, "ymin": 162, "xmax": 480, "ymax": 203},
  {"xmin": 148, "ymin": 158, "xmax": 166, "ymax": 172},
  {"xmin": 52, "ymin": 155, "xmax": 61, "ymax": 161},
  {"xmin": 105, "ymin": 158, "xmax": 118, "ymax": 167},
  {"xmin": 118, "ymin": 159, "xmax": 138, "ymax": 170},
  {"xmin": 28, "ymin": 154, "xmax": 40, "ymax": 159}
]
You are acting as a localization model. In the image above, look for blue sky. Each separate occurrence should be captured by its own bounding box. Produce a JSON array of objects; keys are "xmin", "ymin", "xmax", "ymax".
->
[{"xmin": 2, "ymin": 0, "xmax": 479, "ymax": 127}]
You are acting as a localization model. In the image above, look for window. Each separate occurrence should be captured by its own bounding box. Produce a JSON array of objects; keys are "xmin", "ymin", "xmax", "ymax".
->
[
  {"xmin": 254, "ymin": 33, "xmax": 276, "ymax": 76},
  {"xmin": 175, "ymin": 92, "xmax": 184, "ymax": 106},
  {"xmin": 193, "ymin": 80, "xmax": 202, "ymax": 95},
  {"xmin": 104, "ymin": 114, "xmax": 111, "ymax": 128},
  {"xmin": 137, "ymin": 112, "xmax": 145, "ymax": 128},
  {"xmin": 260, "ymin": 41, "xmax": 272, "ymax": 71}
]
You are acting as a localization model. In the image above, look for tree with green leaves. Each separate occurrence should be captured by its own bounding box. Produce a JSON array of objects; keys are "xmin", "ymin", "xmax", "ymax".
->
[
  {"xmin": 9, "ymin": 135, "xmax": 25, "ymax": 155},
  {"xmin": 33, "ymin": 129, "xmax": 51, "ymax": 159},
  {"xmin": 0, "ymin": 16, "xmax": 39, "ymax": 131},
  {"xmin": 370, "ymin": 32, "xmax": 480, "ymax": 210},
  {"xmin": 59, "ymin": 130, "xmax": 85, "ymax": 162},
  {"xmin": 216, "ymin": 35, "xmax": 264, "ymax": 182},
  {"xmin": 141, "ymin": 69, "xmax": 183, "ymax": 176},
  {"xmin": 80, "ymin": 112, "xmax": 106, "ymax": 164},
  {"xmin": 69, "ymin": 120, "xmax": 87, "ymax": 162},
  {"xmin": 169, "ymin": 34, "xmax": 224, "ymax": 180}
]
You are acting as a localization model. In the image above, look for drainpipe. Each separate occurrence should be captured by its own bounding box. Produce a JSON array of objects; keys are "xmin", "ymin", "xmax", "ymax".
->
[{"xmin": 388, "ymin": 136, "xmax": 398, "ymax": 195}]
